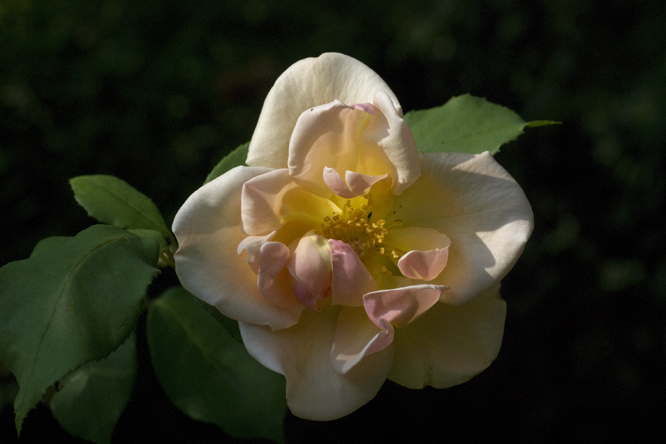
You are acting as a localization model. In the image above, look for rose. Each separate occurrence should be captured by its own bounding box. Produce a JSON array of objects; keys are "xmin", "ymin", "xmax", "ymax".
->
[{"xmin": 172, "ymin": 53, "xmax": 533, "ymax": 420}]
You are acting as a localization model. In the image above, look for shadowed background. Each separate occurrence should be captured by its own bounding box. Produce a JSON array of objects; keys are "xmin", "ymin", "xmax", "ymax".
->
[{"xmin": 1, "ymin": 0, "xmax": 665, "ymax": 442}]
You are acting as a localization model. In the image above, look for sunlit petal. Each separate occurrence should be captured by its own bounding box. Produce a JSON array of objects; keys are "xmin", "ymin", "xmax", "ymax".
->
[
  {"xmin": 240, "ymin": 305, "xmax": 393, "ymax": 420},
  {"xmin": 388, "ymin": 152, "xmax": 533, "ymax": 305},
  {"xmin": 173, "ymin": 166, "xmax": 303, "ymax": 330},
  {"xmin": 388, "ymin": 284, "xmax": 506, "ymax": 389},
  {"xmin": 247, "ymin": 53, "xmax": 402, "ymax": 169}
]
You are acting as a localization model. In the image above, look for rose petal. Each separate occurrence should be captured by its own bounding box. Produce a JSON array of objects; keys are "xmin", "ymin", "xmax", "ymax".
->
[
  {"xmin": 368, "ymin": 91, "xmax": 421, "ymax": 195},
  {"xmin": 350, "ymin": 102, "xmax": 375, "ymax": 114},
  {"xmin": 287, "ymin": 232, "xmax": 332, "ymax": 310},
  {"xmin": 289, "ymin": 101, "xmax": 396, "ymax": 198},
  {"xmin": 331, "ymin": 307, "xmax": 393, "ymax": 374},
  {"xmin": 397, "ymin": 248, "xmax": 449, "ymax": 281},
  {"xmin": 363, "ymin": 284, "xmax": 446, "ymax": 328},
  {"xmin": 257, "ymin": 241, "xmax": 298, "ymax": 308},
  {"xmin": 388, "ymin": 284, "xmax": 506, "ymax": 389},
  {"xmin": 239, "ymin": 304, "xmax": 394, "ymax": 420},
  {"xmin": 236, "ymin": 231, "xmax": 277, "ymax": 274},
  {"xmin": 241, "ymin": 168, "xmax": 334, "ymax": 236},
  {"xmin": 329, "ymin": 239, "xmax": 377, "ymax": 307},
  {"xmin": 173, "ymin": 166, "xmax": 303, "ymax": 330},
  {"xmin": 323, "ymin": 167, "xmax": 388, "ymax": 199},
  {"xmin": 247, "ymin": 53, "xmax": 402, "ymax": 169},
  {"xmin": 386, "ymin": 152, "xmax": 534, "ymax": 305},
  {"xmin": 288, "ymin": 96, "xmax": 419, "ymax": 198},
  {"xmin": 384, "ymin": 227, "xmax": 451, "ymax": 281}
]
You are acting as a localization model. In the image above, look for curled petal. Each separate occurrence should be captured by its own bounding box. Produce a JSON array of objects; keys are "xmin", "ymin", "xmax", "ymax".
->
[
  {"xmin": 173, "ymin": 166, "xmax": 302, "ymax": 330},
  {"xmin": 247, "ymin": 53, "xmax": 402, "ymax": 169},
  {"xmin": 287, "ymin": 232, "xmax": 332, "ymax": 310},
  {"xmin": 289, "ymin": 101, "xmax": 394, "ymax": 198},
  {"xmin": 368, "ymin": 91, "xmax": 421, "ymax": 195},
  {"xmin": 397, "ymin": 248, "xmax": 449, "ymax": 281},
  {"xmin": 331, "ymin": 307, "xmax": 393, "ymax": 374},
  {"xmin": 384, "ymin": 227, "xmax": 451, "ymax": 281},
  {"xmin": 236, "ymin": 231, "xmax": 277, "ymax": 274},
  {"xmin": 241, "ymin": 168, "xmax": 334, "ymax": 236},
  {"xmin": 387, "ymin": 152, "xmax": 534, "ymax": 305},
  {"xmin": 289, "ymin": 94, "xmax": 419, "ymax": 198},
  {"xmin": 389, "ymin": 284, "xmax": 506, "ymax": 389},
  {"xmin": 257, "ymin": 241, "xmax": 298, "ymax": 308},
  {"xmin": 363, "ymin": 284, "xmax": 446, "ymax": 328},
  {"xmin": 323, "ymin": 167, "xmax": 388, "ymax": 199},
  {"xmin": 329, "ymin": 239, "xmax": 377, "ymax": 307},
  {"xmin": 239, "ymin": 305, "xmax": 394, "ymax": 420}
]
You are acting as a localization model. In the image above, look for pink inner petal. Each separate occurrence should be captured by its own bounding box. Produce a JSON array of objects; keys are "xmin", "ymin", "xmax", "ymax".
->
[
  {"xmin": 345, "ymin": 171, "xmax": 388, "ymax": 195},
  {"xmin": 323, "ymin": 167, "xmax": 387, "ymax": 199},
  {"xmin": 397, "ymin": 247, "xmax": 450, "ymax": 281},
  {"xmin": 349, "ymin": 103, "xmax": 375, "ymax": 114},
  {"xmin": 363, "ymin": 284, "xmax": 448, "ymax": 328},
  {"xmin": 329, "ymin": 239, "xmax": 377, "ymax": 307},
  {"xmin": 237, "ymin": 231, "xmax": 277, "ymax": 274},
  {"xmin": 293, "ymin": 281, "xmax": 321, "ymax": 311},
  {"xmin": 287, "ymin": 232, "xmax": 332, "ymax": 310},
  {"xmin": 322, "ymin": 167, "xmax": 353, "ymax": 198},
  {"xmin": 257, "ymin": 241, "xmax": 297, "ymax": 308}
]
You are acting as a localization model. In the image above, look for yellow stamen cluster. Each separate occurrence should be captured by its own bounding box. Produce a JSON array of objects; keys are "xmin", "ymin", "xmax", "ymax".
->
[{"xmin": 320, "ymin": 194, "xmax": 400, "ymax": 258}]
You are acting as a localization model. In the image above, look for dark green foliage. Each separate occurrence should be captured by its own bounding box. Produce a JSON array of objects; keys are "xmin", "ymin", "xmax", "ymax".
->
[
  {"xmin": 50, "ymin": 335, "xmax": 137, "ymax": 444},
  {"xmin": 147, "ymin": 287, "xmax": 286, "ymax": 443},
  {"xmin": 0, "ymin": 225, "xmax": 159, "ymax": 433}
]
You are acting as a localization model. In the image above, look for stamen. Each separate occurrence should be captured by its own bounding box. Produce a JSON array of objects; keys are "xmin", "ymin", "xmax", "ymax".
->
[{"xmin": 320, "ymin": 191, "xmax": 396, "ymax": 259}]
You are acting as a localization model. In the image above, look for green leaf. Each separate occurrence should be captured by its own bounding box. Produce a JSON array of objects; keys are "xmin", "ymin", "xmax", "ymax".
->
[
  {"xmin": 147, "ymin": 286, "xmax": 286, "ymax": 443},
  {"xmin": 127, "ymin": 229, "xmax": 168, "ymax": 251},
  {"xmin": 30, "ymin": 236, "xmax": 72, "ymax": 258},
  {"xmin": 193, "ymin": 297, "xmax": 243, "ymax": 343},
  {"xmin": 404, "ymin": 94, "xmax": 554, "ymax": 155},
  {"xmin": 204, "ymin": 142, "xmax": 249, "ymax": 184},
  {"xmin": 50, "ymin": 334, "xmax": 137, "ymax": 444},
  {"xmin": 70, "ymin": 175, "xmax": 172, "ymax": 240},
  {"xmin": 526, "ymin": 120, "xmax": 561, "ymax": 127},
  {"xmin": 0, "ymin": 225, "xmax": 159, "ymax": 433}
]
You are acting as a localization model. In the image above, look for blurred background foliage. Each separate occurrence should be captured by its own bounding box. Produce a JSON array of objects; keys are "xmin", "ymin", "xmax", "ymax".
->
[{"xmin": 1, "ymin": 0, "xmax": 664, "ymax": 442}]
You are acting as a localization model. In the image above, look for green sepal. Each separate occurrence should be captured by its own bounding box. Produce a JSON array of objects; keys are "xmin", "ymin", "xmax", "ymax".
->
[{"xmin": 147, "ymin": 286, "xmax": 286, "ymax": 443}]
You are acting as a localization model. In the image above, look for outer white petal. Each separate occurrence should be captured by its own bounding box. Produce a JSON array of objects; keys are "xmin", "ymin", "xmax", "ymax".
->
[
  {"xmin": 370, "ymin": 91, "xmax": 421, "ymax": 195},
  {"xmin": 388, "ymin": 284, "xmax": 506, "ymax": 389},
  {"xmin": 388, "ymin": 152, "xmax": 533, "ymax": 305},
  {"xmin": 173, "ymin": 166, "xmax": 303, "ymax": 331},
  {"xmin": 239, "ymin": 304, "xmax": 394, "ymax": 421},
  {"xmin": 331, "ymin": 307, "xmax": 393, "ymax": 375},
  {"xmin": 247, "ymin": 53, "xmax": 402, "ymax": 169}
]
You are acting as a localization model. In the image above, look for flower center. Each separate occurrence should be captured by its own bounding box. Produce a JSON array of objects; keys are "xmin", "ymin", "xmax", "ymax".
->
[{"xmin": 320, "ymin": 194, "xmax": 400, "ymax": 258}]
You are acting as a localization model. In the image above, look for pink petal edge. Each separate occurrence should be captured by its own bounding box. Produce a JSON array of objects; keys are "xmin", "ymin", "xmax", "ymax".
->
[
  {"xmin": 364, "ymin": 284, "xmax": 448, "ymax": 328},
  {"xmin": 329, "ymin": 239, "xmax": 377, "ymax": 307},
  {"xmin": 397, "ymin": 247, "xmax": 450, "ymax": 281}
]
